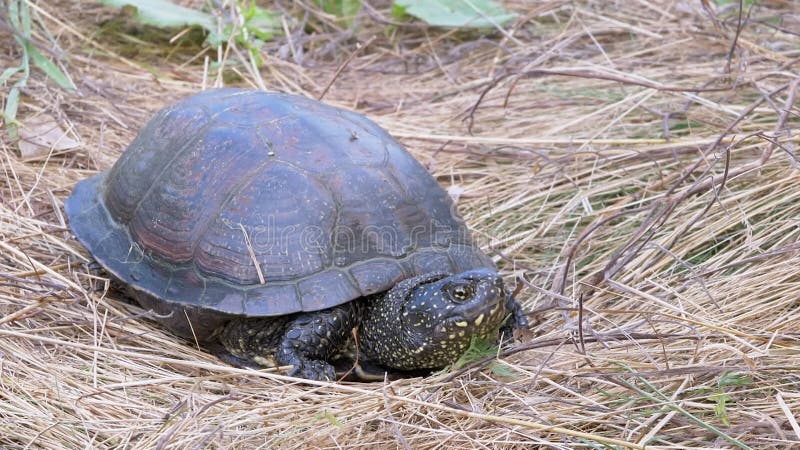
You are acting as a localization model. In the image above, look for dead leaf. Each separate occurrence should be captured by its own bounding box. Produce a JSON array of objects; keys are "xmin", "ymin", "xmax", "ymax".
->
[{"xmin": 18, "ymin": 114, "xmax": 80, "ymax": 161}]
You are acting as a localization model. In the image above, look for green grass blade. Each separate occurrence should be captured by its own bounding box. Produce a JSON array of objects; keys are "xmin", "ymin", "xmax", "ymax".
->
[
  {"xmin": 3, "ymin": 86, "xmax": 21, "ymax": 137},
  {"xmin": 19, "ymin": 0, "xmax": 32, "ymax": 36},
  {"xmin": 7, "ymin": 0, "xmax": 21, "ymax": 30},
  {"xmin": 24, "ymin": 41, "xmax": 75, "ymax": 91},
  {"xmin": 0, "ymin": 67, "xmax": 22, "ymax": 85}
]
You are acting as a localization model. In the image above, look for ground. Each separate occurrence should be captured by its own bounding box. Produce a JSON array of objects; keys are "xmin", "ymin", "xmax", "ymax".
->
[{"xmin": 1, "ymin": 0, "xmax": 800, "ymax": 448}]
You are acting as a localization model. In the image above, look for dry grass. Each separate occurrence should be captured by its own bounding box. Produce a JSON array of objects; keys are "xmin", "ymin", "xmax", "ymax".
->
[{"xmin": 2, "ymin": 0, "xmax": 800, "ymax": 448}]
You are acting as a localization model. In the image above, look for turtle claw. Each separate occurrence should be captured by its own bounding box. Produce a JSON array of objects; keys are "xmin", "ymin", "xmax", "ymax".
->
[
  {"xmin": 288, "ymin": 360, "xmax": 336, "ymax": 382},
  {"xmin": 499, "ymin": 290, "xmax": 529, "ymax": 341}
]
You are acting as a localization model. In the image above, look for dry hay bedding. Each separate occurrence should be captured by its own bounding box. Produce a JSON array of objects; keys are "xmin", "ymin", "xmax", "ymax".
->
[{"xmin": 1, "ymin": 0, "xmax": 800, "ymax": 449}]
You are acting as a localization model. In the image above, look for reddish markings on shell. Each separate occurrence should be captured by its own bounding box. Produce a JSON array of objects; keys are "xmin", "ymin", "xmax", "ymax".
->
[
  {"xmin": 196, "ymin": 163, "xmax": 335, "ymax": 284},
  {"xmin": 105, "ymin": 104, "xmax": 212, "ymax": 223},
  {"xmin": 128, "ymin": 125, "xmax": 276, "ymax": 263}
]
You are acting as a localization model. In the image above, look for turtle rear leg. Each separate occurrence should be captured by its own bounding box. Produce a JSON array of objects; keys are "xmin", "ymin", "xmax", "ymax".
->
[
  {"xmin": 218, "ymin": 303, "xmax": 360, "ymax": 381},
  {"xmin": 218, "ymin": 316, "xmax": 290, "ymax": 368}
]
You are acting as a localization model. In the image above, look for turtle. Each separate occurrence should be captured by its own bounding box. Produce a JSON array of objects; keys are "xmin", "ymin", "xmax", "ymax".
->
[{"xmin": 65, "ymin": 88, "xmax": 526, "ymax": 381}]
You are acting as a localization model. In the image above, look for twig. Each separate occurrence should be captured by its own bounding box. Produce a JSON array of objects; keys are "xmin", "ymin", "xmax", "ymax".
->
[
  {"xmin": 724, "ymin": 0, "xmax": 746, "ymax": 73},
  {"xmin": 464, "ymin": 68, "xmax": 733, "ymax": 132},
  {"xmin": 318, "ymin": 36, "xmax": 376, "ymax": 101}
]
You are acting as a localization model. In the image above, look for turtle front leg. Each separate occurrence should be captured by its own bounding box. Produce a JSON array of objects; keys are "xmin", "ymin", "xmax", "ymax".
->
[
  {"xmin": 219, "ymin": 303, "xmax": 360, "ymax": 381},
  {"xmin": 276, "ymin": 302, "xmax": 360, "ymax": 381}
]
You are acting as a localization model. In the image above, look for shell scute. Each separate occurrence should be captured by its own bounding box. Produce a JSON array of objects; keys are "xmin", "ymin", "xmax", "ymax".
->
[{"xmin": 297, "ymin": 270, "xmax": 361, "ymax": 311}]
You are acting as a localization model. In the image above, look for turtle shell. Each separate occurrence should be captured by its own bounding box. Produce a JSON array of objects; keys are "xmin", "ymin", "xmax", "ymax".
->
[{"xmin": 65, "ymin": 88, "xmax": 493, "ymax": 322}]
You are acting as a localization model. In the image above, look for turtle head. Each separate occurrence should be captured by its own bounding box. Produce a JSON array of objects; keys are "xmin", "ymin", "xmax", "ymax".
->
[
  {"xmin": 359, "ymin": 269, "xmax": 510, "ymax": 371},
  {"xmin": 401, "ymin": 269, "xmax": 508, "ymax": 343}
]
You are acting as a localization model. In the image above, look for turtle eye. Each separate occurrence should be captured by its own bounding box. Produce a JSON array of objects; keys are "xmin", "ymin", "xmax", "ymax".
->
[{"xmin": 447, "ymin": 284, "xmax": 473, "ymax": 302}]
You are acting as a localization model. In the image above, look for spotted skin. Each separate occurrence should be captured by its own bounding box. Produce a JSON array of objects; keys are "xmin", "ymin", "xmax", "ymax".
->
[{"xmin": 218, "ymin": 269, "xmax": 519, "ymax": 380}]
